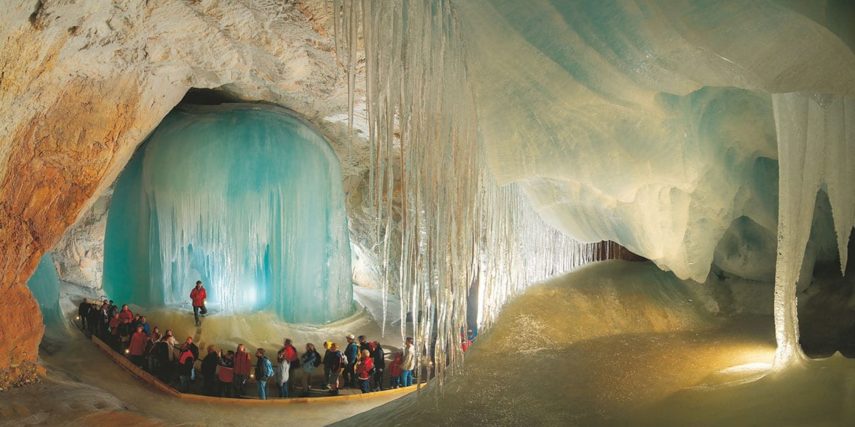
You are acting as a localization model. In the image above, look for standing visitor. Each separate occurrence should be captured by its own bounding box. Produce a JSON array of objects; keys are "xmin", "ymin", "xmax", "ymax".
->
[
  {"xmin": 201, "ymin": 345, "xmax": 221, "ymax": 396},
  {"xmin": 358, "ymin": 335, "xmax": 370, "ymax": 353},
  {"xmin": 178, "ymin": 344, "xmax": 195, "ymax": 392},
  {"xmin": 276, "ymin": 347, "xmax": 290, "ymax": 398},
  {"xmin": 389, "ymin": 352, "xmax": 403, "ymax": 388},
  {"xmin": 401, "ymin": 337, "xmax": 416, "ymax": 387},
  {"xmin": 279, "ymin": 338, "xmax": 299, "ymax": 393},
  {"xmin": 326, "ymin": 342, "xmax": 344, "ymax": 395},
  {"xmin": 356, "ymin": 349, "xmax": 374, "ymax": 393},
  {"xmin": 369, "ymin": 341, "xmax": 386, "ymax": 391},
  {"xmin": 190, "ymin": 280, "xmax": 207, "ymax": 326},
  {"xmin": 77, "ymin": 299, "xmax": 91, "ymax": 331},
  {"xmin": 255, "ymin": 348, "xmax": 273, "ymax": 400},
  {"xmin": 184, "ymin": 336, "xmax": 200, "ymax": 360},
  {"xmin": 127, "ymin": 325, "xmax": 148, "ymax": 368},
  {"xmin": 321, "ymin": 341, "xmax": 332, "ymax": 390},
  {"xmin": 218, "ymin": 351, "xmax": 235, "ymax": 397},
  {"xmin": 233, "ymin": 344, "xmax": 251, "ymax": 396},
  {"xmin": 300, "ymin": 343, "xmax": 321, "ymax": 396},
  {"xmin": 344, "ymin": 334, "xmax": 359, "ymax": 388}
]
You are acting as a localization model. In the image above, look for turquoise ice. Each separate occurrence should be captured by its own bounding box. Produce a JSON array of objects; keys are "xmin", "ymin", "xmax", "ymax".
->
[
  {"xmin": 27, "ymin": 253, "xmax": 64, "ymax": 328},
  {"xmin": 103, "ymin": 104, "xmax": 353, "ymax": 324}
]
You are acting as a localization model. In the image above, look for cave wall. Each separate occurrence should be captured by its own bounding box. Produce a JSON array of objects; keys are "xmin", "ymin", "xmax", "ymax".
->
[{"xmin": 0, "ymin": 0, "xmax": 354, "ymax": 388}]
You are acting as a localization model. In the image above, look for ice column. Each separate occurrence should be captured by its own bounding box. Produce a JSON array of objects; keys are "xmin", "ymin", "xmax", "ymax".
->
[
  {"xmin": 103, "ymin": 105, "xmax": 353, "ymax": 324},
  {"xmin": 772, "ymin": 93, "xmax": 855, "ymax": 367},
  {"xmin": 27, "ymin": 253, "xmax": 64, "ymax": 328}
]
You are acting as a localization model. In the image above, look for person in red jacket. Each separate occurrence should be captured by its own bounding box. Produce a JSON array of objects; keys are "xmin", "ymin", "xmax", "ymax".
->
[
  {"xmin": 190, "ymin": 280, "xmax": 207, "ymax": 326},
  {"xmin": 233, "ymin": 343, "xmax": 252, "ymax": 396},
  {"xmin": 278, "ymin": 338, "xmax": 299, "ymax": 393},
  {"xmin": 128, "ymin": 325, "xmax": 148, "ymax": 368},
  {"xmin": 356, "ymin": 349, "xmax": 374, "ymax": 394}
]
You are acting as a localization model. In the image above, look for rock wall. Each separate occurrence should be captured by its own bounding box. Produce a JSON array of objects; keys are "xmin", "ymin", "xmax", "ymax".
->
[{"xmin": 0, "ymin": 0, "xmax": 356, "ymax": 389}]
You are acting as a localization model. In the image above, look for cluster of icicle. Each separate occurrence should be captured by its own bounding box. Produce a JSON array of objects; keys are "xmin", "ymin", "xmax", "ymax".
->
[
  {"xmin": 772, "ymin": 93, "xmax": 855, "ymax": 368},
  {"xmin": 331, "ymin": 0, "xmax": 610, "ymax": 384}
]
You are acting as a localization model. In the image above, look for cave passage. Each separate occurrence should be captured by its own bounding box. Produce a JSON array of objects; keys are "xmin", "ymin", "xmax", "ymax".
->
[{"xmin": 101, "ymin": 104, "xmax": 353, "ymax": 324}]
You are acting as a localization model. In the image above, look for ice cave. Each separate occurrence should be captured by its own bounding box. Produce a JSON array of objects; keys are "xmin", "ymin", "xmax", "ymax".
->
[{"xmin": 2, "ymin": 0, "xmax": 855, "ymax": 426}]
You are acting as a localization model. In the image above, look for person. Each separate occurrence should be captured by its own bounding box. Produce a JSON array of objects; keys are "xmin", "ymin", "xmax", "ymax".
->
[
  {"xmin": 97, "ymin": 301, "xmax": 110, "ymax": 339},
  {"xmin": 344, "ymin": 334, "xmax": 359, "ymax": 388},
  {"xmin": 190, "ymin": 280, "xmax": 207, "ymax": 326},
  {"xmin": 127, "ymin": 325, "xmax": 148, "ymax": 367},
  {"xmin": 118, "ymin": 304, "xmax": 134, "ymax": 325},
  {"xmin": 369, "ymin": 340, "xmax": 386, "ymax": 391},
  {"xmin": 278, "ymin": 338, "xmax": 299, "ymax": 392},
  {"xmin": 77, "ymin": 299, "xmax": 91, "ymax": 331},
  {"xmin": 401, "ymin": 337, "xmax": 415, "ymax": 387},
  {"xmin": 86, "ymin": 300, "xmax": 101, "ymax": 337},
  {"xmin": 218, "ymin": 350, "xmax": 235, "ymax": 397},
  {"xmin": 138, "ymin": 316, "xmax": 151, "ymax": 335},
  {"xmin": 118, "ymin": 304, "xmax": 134, "ymax": 346},
  {"xmin": 146, "ymin": 327, "xmax": 161, "ymax": 372},
  {"xmin": 255, "ymin": 348, "xmax": 274, "ymax": 400},
  {"xmin": 321, "ymin": 341, "xmax": 332, "ymax": 390},
  {"xmin": 149, "ymin": 326, "xmax": 161, "ymax": 342},
  {"xmin": 299, "ymin": 343, "xmax": 321, "ymax": 396},
  {"xmin": 178, "ymin": 344, "xmax": 195, "ymax": 392},
  {"xmin": 358, "ymin": 335, "xmax": 370, "ymax": 353},
  {"xmin": 389, "ymin": 352, "xmax": 403, "ymax": 388},
  {"xmin": 108, "ymin": 312, "xmax": 121, "ymax": 350},
  {"xmin": 180, "ymin": 336, "xmax": 199, "ymax": 361},
  {"xmin": 153, "ymin": 330, "xmax": 178, "ymax": 381},
  {"xmin": 326, "ymin": 342, "xmax": 344, "ymax": 395},
  {"xmin": 233, "ymin": 344, "xmax": 251, "ymax": 396},
  {"xmin": 201, "ymin": 345, "xmax": 221, "ymax": 396},
  {"xmin": 356, "ymin": 349, "xmax": 374, "ymax": 393},
  {"xmin": 275, "ymin": 347, "xmax": 290, "ymax": 398}
]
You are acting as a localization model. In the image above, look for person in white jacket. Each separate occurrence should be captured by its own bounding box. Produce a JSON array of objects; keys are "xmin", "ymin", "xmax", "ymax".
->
[
  {"xmin": 400, "ymin": 337, "xmax": 416, "ymax": 387},
  {"xmin": 276, "ymin": 353, "xmax": 290, "ymax": 398}
]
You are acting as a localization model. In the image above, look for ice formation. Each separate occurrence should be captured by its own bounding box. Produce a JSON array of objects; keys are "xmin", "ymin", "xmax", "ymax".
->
[
  {"xmin": 332, "ymin": 0, "xmax": 608, "ymax": 382},
  {"xmin": 772, "ymin": 93, "xmax": 855, "ymax": 366},
  {"xmin": 103, "ymin": 105, "xmax": 352, "ymax": 324},
  {"xmin": 27, "ymin": 253, "xmax": 64, "ymax": 328},
  {"xmin": 332, "ymin": 0, "xmax": 855, "ymax": 370}
]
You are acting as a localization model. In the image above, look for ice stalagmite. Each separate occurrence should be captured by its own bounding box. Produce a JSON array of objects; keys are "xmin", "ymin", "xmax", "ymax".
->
[
  {"xmin": 772, "ymin": 93, "xmax": 855, "ymax": 367},
  {"xmin": 103, "ymin": 105, "xmax": 352, "ymax": 324}
]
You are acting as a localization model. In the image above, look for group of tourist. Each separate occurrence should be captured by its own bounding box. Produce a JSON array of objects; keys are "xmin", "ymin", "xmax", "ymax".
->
[{"xmin": 76, "ymin": 297, "xmax": 421, "ymax": 400}]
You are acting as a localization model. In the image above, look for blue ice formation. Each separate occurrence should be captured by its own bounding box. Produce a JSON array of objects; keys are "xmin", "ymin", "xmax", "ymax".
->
[
  {"xmin": 27, "ymin": 253, "xmax": 64, "ymax": 328},
  {"xmin": 103, "ymin": 104, "xmax": 353, "ymax": 324}
]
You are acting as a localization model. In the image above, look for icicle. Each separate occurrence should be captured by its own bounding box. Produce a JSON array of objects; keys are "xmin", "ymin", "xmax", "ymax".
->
[
  {"xmin": 771, "ymin": 93, "xmax": 855, "ymax": 368},
  {"xmin": 334, "ymin": 0, "xmax": 604, "ymax": 383}
]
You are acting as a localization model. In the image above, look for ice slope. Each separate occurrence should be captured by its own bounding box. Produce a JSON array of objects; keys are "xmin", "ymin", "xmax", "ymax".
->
[{"xmin": 102, "ymin": 104, "xmax": 353, "ymax": 324}]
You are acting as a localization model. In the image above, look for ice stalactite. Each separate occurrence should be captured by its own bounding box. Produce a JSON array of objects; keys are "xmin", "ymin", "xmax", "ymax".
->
[
  {"xmin": 333, "ymin": 0, "xmax": 608, "ymax": 383},
  {"xmin": 772, "ymin": 93, "xmax": 855, "ymax": 367},
  {"xmin": 103, "ymin": 105, "xmax": 352, "ymax": 324}
]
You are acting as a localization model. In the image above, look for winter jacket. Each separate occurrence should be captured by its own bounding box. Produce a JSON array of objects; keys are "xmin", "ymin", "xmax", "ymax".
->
[
  {"xmin": 401, "ymin": 344, "xmax": 416, "ymax": 371},
  {"xmin": 280, "ymin": 344, "xmax": 298, "ymax": 363},
  {"xmin": 345, "ymin": 342, "xmax": 359, "ymax": 366},
  {"xmin": 276, "ymin": 359, "xmax": 290, "ymax": 386},
  {"xmin": 234, "ymin": 350, "xmax": 252, "ymax": 375},
  {"xmin": 255, "ymin": 356, "xmax": 274, "ymax": 381},
  {"xmin": 300, "ymin": 350, "xmax": 320, "ymax": 373},
  {"xmin": 389, "ymin": 356, "xmax": 402, "ymax": 377},
  {"xmin": 128, "ymin": 331, "xmax": 148, "ymax": 356},
  {"xmin": 179, "ymin": 350, "xmax": 195, "ymax": 376},
  {"xmin": 190, "ymin": 286, "xmax": 207, "ymax": 307},
  {"xmin": 326, "ymin": 350, "xmax": 344, "ymax": 372},
  {"xmin": 109, "ymin": 317, "xmax": 121, "ymax": 335},
  {"xmin": 370, "ymin": 343, "xmax": 386, "ymax": 369},
  {"xmin": 218, "ymin": 365, "xmax": 234, "ymax": 383},
  {"xmin": 202, "ymin": 352, "xmax": 220, "ymax": 378},
  {"xmin": 118, "ymin": 309, "xmax": 134, "ymax": 324},
  {"xmin": 357, "ymin": 357, "xmax": 374, "ymax": 380}
]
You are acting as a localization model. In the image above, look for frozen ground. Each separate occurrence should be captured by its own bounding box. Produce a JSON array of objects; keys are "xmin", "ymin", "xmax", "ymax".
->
[
  {"xmin": 337, "ymin": 261, "xmax": 855, "ymax": 426},
  {"xmin": 8, "ymin": 262, "xmax": 855, "ymax": 426}
]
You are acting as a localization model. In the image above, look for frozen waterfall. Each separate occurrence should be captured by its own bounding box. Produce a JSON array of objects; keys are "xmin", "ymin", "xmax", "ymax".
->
[{"xmin": 103, "ymin": 105, "xmax": 353, "ymax": 324}]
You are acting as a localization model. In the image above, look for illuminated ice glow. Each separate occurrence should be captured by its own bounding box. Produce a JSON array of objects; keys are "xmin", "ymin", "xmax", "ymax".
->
[{"xmin": 103, "ymin": 105, "xmax": 353, "ymax": 324}]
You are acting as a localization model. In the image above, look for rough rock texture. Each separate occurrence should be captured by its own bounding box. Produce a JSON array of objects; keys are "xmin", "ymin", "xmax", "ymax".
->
[{"xmin": 0, "ymin": 0, "xmax": 356, "ymax": 389}]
